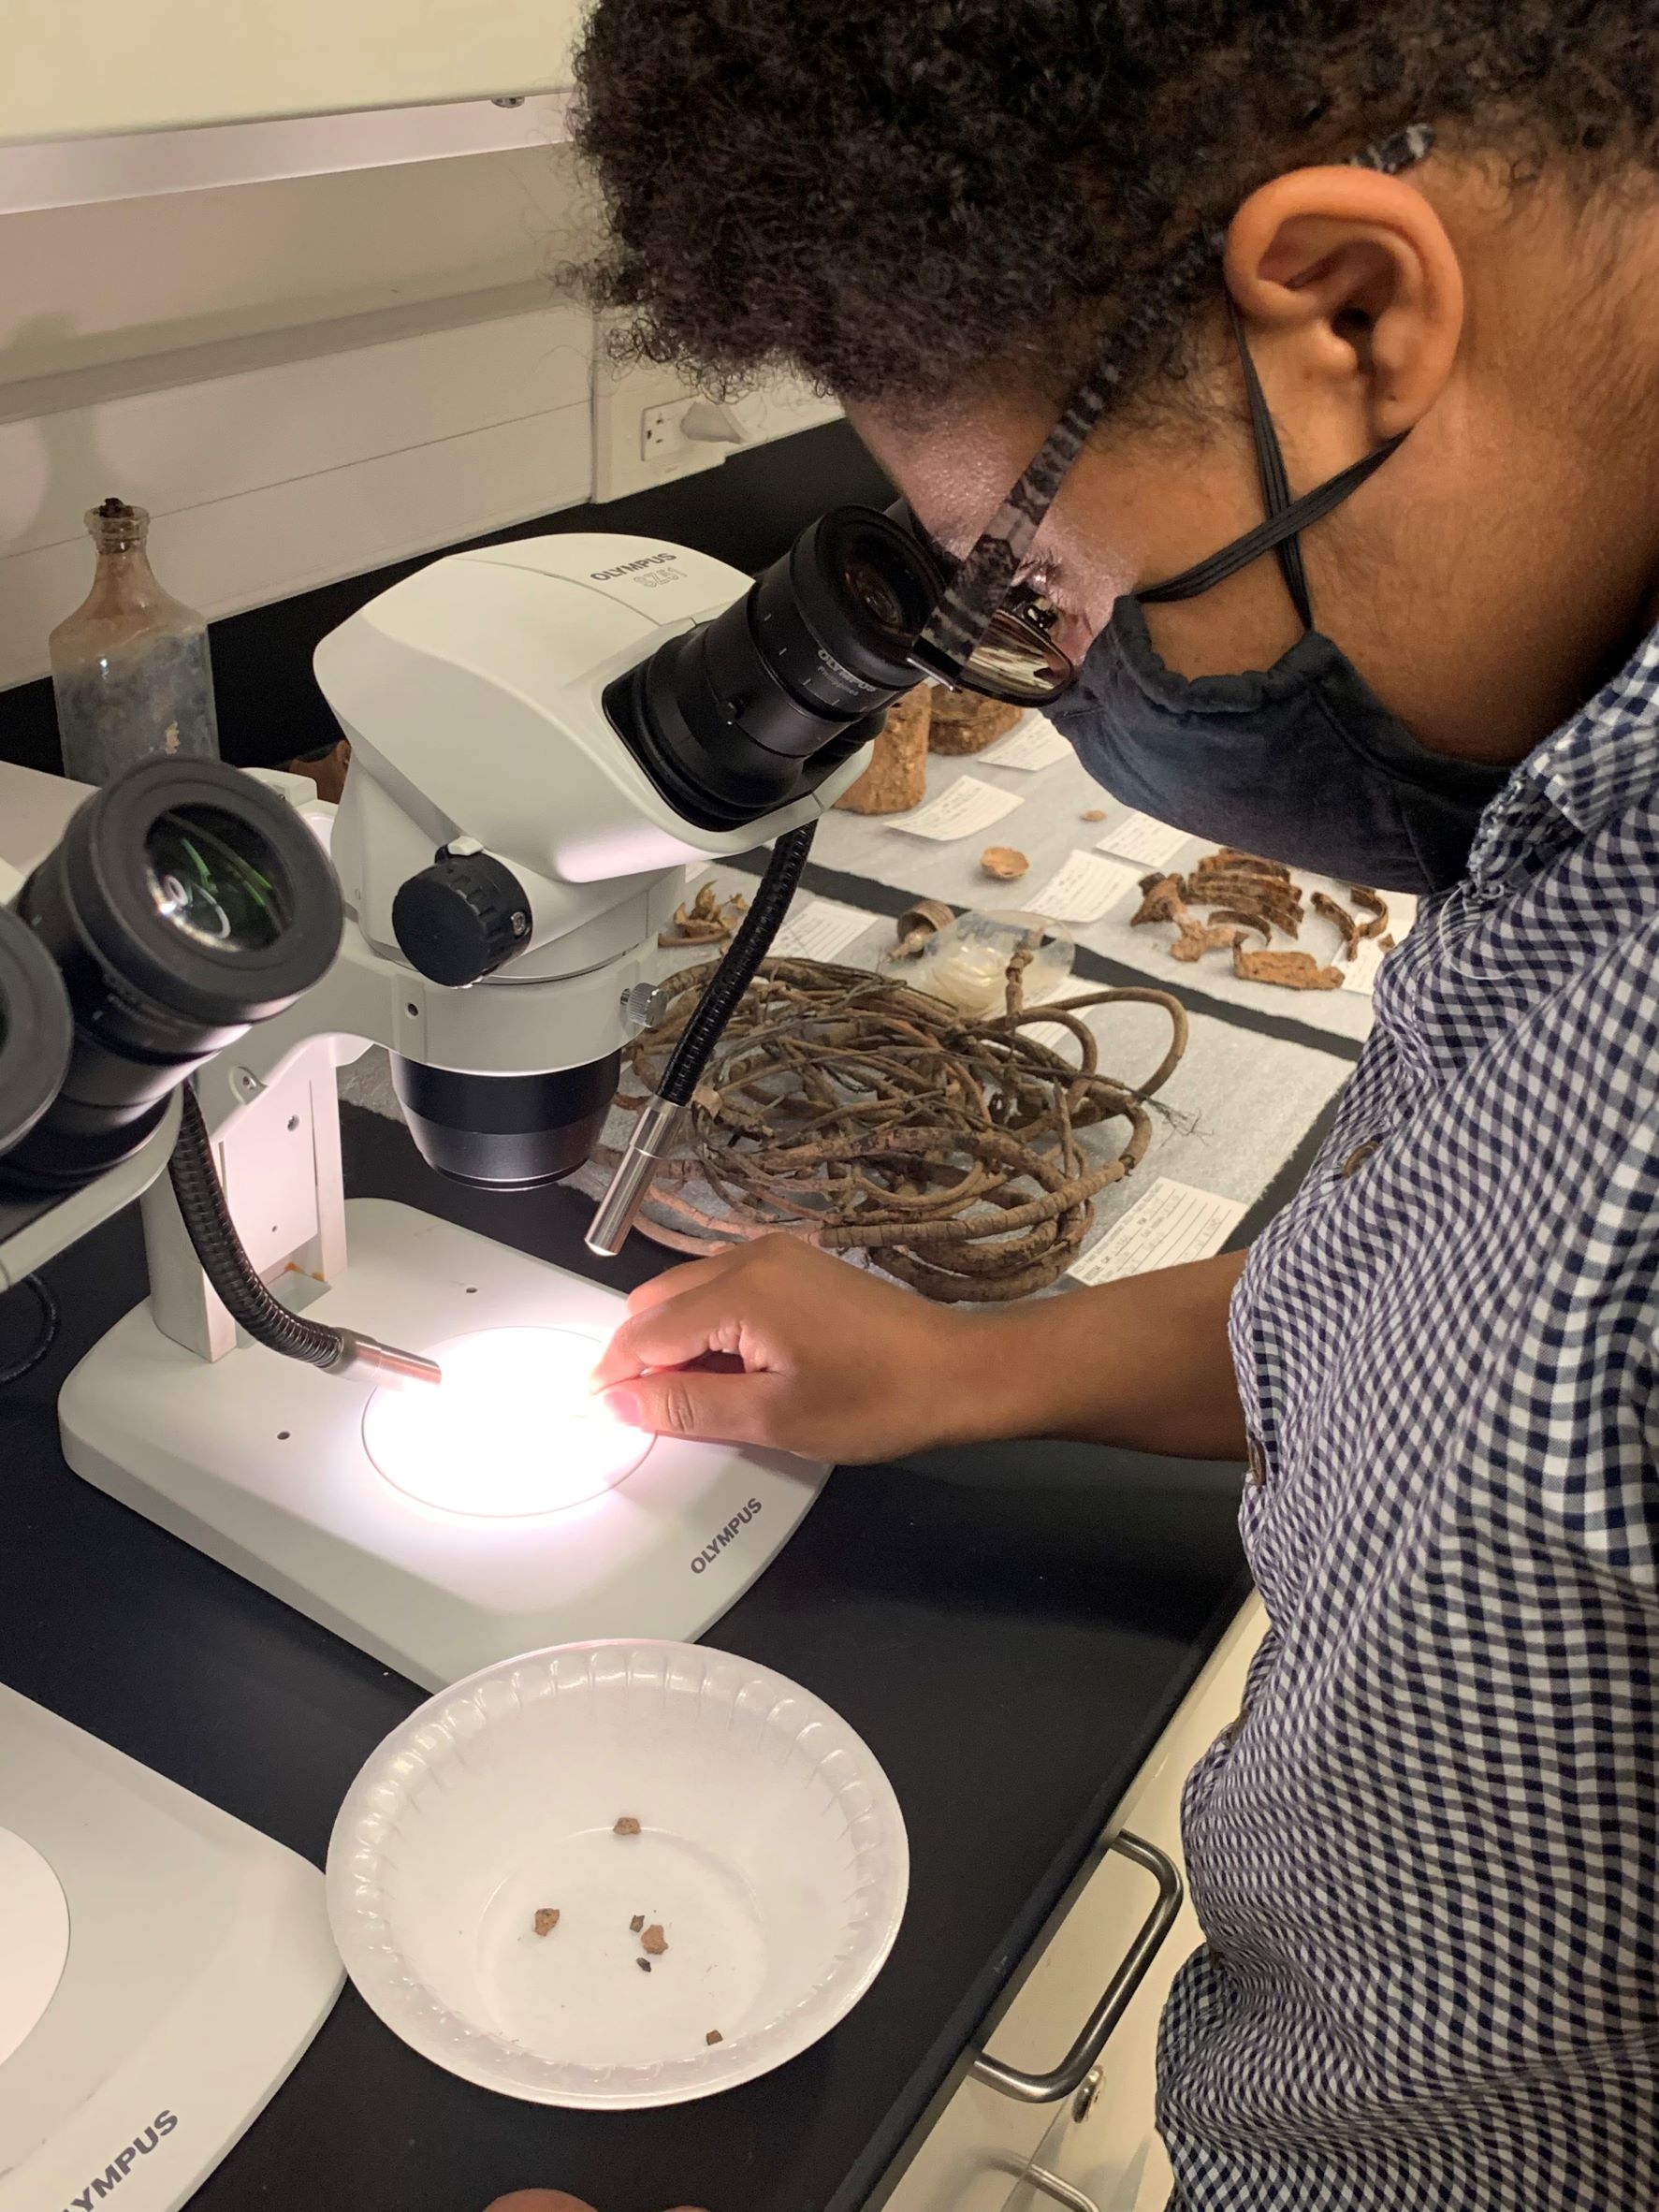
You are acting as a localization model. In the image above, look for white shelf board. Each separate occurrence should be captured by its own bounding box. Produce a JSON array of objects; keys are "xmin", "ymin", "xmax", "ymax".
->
[{"xmin": 0, "ymin": 93, "xmax": 571, "ymax": 214}]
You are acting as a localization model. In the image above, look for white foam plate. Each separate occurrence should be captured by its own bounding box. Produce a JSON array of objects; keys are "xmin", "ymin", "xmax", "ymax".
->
[{"xmin": 326, "ymin": 1641, "xmax": 909, "ymax": 2107}]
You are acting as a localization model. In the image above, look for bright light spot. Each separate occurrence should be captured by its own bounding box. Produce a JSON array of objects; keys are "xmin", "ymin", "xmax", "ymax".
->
[{"xmin": 362, "ymin": 1327, "xmax": 650, "ymax": 1520}]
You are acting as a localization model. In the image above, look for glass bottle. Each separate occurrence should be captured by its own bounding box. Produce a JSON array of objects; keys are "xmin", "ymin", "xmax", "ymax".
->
[{"xmin": 49, "ymin": 498, "xmax": 220, "ymax": 785}]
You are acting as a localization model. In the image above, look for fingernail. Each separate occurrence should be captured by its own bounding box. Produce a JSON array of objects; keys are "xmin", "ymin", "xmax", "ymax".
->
[{"xmin": 601, "ymin": 1387, "xmax": 640, "ymax": 1427}]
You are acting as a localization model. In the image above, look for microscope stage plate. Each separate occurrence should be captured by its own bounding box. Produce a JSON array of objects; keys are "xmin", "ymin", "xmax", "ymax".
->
[
  {"xmin": 60, "ymin": 1201, "xmax": 830, "ymax": 1688},
  {"xmin": 0, "ymin": 1687, "xmax": 340, "ymax": 2212}
]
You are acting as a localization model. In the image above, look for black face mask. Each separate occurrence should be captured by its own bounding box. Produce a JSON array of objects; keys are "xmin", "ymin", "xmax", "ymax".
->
[{"xmin": 1048, "ymin": 306, "xmax": 1511, "ymax": 895}]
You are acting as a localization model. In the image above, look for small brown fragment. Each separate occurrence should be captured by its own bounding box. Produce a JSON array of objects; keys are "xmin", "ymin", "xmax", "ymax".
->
[
  {"xmin": 1170, "ymin": 917, "xmax": 1243, "ymax": 965},
  {"xmin": 1081, "ymin": 808, "xmax": 1106, "ymax": 822},
  {"xmin": 659, "ymin": 884, "xmax": 746, "ymax": 948},
  {"xmin": 1231, "ymin": 943, "xmax": 1345, "ymax": 992},
  {"xmin": 891, "ymin": 896, "xmax": 955, "ymax": 960},
  {"xmin": 614, "ymin": 1815, "xmax": 642, "ymax": 1836},
  {"xmin": 927, "ymin": 690, "xmax": 1023, "ymax": 755},
  {"xmin": 1194, "ymin": 849, "xmax": 1292, "ymax": 880},
  {"xmin": 637, "ymin": 1956, "xmax": 652, "ymax": 1973},
  {"xmin": 1188, "ymin": 872, "xmax": 1303, "ymax": 934},
  {"xmin": 979, "ymin": 845, "xmax": 1028, "ymax": 882},
  {"xmin": 835, "ymin": 687, "xmax": 932, "ymax": 813},
  {"xmin": 630, "ymin": 1914, "xmax": 646, "ymax": 1933},
  {"xmin": 1378, "ymin": 933, "xmax": 1396, "ymax": 952},
  {"xmin": 1207, "ymin": 907, "xmax": 1272, "ymax": 941},
  {"xmin": 706, "ymin": 2030, "xmax": 724, "ymax": 2046},
  {"xmin": 1349, "ymin": 885, "xmax": 1390, "ymax": 939},
  {"xmin": 532, "ymin": 1908, "xmax": 560, "ymax": 1937},
  {"xmin": 641, "ymin": 1923, "xmax": 669, "ymax": 1956},
  {"xmin": 1312, "ymin": 891, "xmax": 1361, "ymax": 962},
  {"xmin": 1131, "ymin": 872, "xmax": 1187, "ymax": 925}
]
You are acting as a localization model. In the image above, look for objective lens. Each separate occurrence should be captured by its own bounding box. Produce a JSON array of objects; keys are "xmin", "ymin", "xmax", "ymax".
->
[
  {"xmin": 0, "ymin": 758, "xmax": 342, "ymax": 1193},
  {"xmin": 144, "ymin": 806, "xmax": 290, "ymax": 953}
]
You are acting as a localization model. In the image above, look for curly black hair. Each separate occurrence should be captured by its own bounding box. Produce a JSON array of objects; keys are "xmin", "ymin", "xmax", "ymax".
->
[{"xmin": 572, "ymin": 2, "xmax": 1659, "ymax": 422}]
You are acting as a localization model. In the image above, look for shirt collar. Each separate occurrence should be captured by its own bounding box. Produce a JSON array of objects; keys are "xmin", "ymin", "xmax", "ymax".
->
[{"xmin": 1466, "ymin": 619, "xmax": 1659, "ymax": 889}]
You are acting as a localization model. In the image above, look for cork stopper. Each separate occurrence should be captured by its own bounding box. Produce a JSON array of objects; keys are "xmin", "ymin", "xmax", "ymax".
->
[{"xmin": 86, "ymin": 497, "xmax": 149, "ymax": 555}]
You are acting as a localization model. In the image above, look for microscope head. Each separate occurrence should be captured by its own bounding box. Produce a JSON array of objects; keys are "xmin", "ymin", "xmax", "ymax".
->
[{"xmin": 312, "ymin": 513, "xmax": 946, "ymax": 1192}]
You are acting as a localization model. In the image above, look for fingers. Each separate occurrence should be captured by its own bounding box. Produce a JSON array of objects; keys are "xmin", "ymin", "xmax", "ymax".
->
[
  {"xmin": 482, "ymin": 2195, "xmax": 597, "ymax": 2212},
  {"xmin": 623, "ymin": 1251, "xmax": 735, "ymax": 1320},
  {"xmin": 592, "ymin": 1274, "xmax": 759, "ymax": 1391},
  {"xmin": 603, "ymin": 1365, "xmax": 788, "ymax": 1446}
]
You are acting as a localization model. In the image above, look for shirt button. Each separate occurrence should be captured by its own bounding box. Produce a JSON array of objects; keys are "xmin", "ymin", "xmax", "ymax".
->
[
  {"xmin": 1245, "ymin": 1435, "xmax": 1269, "ymax": 1488},
  {"xmin": 1341, "ymin": 1140, "xmax": 1380, "ymax": 1178}
]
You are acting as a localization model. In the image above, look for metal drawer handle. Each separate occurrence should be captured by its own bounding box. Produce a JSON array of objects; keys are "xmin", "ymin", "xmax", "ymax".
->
[
  {"xmin": 994, "ymin": 2161, "xmax": 1102, "ymax": 2212},
  {"xmin": 972, "ymin": 1829, "xmax": 1184, "ymax": 2104}
]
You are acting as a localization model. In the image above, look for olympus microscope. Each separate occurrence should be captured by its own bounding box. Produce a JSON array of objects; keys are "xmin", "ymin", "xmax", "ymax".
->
[
  {"xmin": 2, "ymin": 502, "xmax": 1062, "ymax": 1690},
  {"xmin": 0, "ymin": 499, "xmax": 1071, "ymax": 2210}
]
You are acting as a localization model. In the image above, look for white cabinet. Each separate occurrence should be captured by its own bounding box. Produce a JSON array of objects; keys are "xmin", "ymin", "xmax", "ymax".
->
[
  {"xmin": 880, "ymin": 1598, "xmax": 1264, "ymax": 2212},
  {"xmin": 5, "ymin": 0, "xmax": 586, "ymax": 147}
]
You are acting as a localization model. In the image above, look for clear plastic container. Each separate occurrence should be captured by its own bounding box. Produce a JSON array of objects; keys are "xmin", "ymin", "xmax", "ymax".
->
[
  {"xmin": 49, "ymin": 498, "xmax": 220, "ymax": 785},
  {"xmin": 880, "ymin": 907, "xmax": 1076, "ymax": 1015}
]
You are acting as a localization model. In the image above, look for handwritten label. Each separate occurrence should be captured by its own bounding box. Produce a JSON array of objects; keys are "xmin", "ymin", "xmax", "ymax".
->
[
  {"xmin": 1068, "ymin": 1178, "xmax": 1247, "ymax": 1286},
  {"xmin": 771, "ymin": 899, "xmax": 875, "ymax": 962},
  {"xmin": 1028, "ymin": 849, "xmax": 1142, "ymax": 924},
  {"xmin": 893, "ymin": 777, "xmax": 1024, "ymax": 842},
  {"xmin": 980, "ymin": 718, "xmax": 1072, "ymax": 772},
  {"xmin": 1096, "ymin": 811, "xmax": 1188, "ymax": 871},
  {"xmin": 1341, "ymin": 938, "xmax": 1388, "ymax": 994}
]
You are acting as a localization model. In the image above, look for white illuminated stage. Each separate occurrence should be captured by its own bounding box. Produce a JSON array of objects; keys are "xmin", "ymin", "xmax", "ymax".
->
[{"xmin": 62, "ymin": 1201, "xmax": 823, "ymax": 1689}]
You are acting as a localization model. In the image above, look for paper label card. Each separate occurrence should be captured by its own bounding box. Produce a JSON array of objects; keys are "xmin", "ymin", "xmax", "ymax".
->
[
  {"xmin": 1096, "ymin": 811, "xmax": 1189, "ymax": 872},
  {"xmin": 1341, "ymin": 937, "xmax": 1388, "ymax": 994},
  {"xmin": 1068, "ymin": 1177, "xmax": 1248, "ymax": 1286},
  {"xmin": 1028, "ymin": 849, "xmax": 1142, "ymax": 924},
  {"xmin": 893, "ymin": 777, "xmax": 1025, "ymax": 842},
  {"xmin": 979, "ymin": 718, "xmax": 1072, "ymax": 772},
  {"xmin": 771, "ymin": 899, "xmax": 876, "ymax": 962}
]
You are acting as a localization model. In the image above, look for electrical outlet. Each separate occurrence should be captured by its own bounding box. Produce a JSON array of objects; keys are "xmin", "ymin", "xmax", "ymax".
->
[
  {"xmin": 641, "ymin": 399, "xmax": 694, "ymax": 461},
  {"xmin": 591, "ymin": 321, "xmax": 843, "ymax": 503}
]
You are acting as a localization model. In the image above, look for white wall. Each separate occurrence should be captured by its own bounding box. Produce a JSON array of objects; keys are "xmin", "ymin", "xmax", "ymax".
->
[{"xmin": 0, "ymin": 143, "xmax": 837, "ymax": 691}]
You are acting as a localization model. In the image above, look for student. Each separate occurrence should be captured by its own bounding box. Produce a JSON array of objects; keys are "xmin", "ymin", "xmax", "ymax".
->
[{"xmin": 570, "ymin": 7, "xmax": 1658, "ymax": 2205}]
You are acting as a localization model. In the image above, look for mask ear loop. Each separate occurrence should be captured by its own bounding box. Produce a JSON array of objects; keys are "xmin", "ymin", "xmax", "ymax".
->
[
  {"xmin": 1138, "ymin": 432, "xmax": 1404, "ymax": 608},
  {"xmin": 1225, "ymin": 293, "xmax": 1315, "ymax": 629}
]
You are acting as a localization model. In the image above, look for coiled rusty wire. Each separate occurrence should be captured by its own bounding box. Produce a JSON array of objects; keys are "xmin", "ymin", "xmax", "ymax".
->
[{"xmin": 595, "ymin": 953, "xmax": 1188, "ymax": 1301}]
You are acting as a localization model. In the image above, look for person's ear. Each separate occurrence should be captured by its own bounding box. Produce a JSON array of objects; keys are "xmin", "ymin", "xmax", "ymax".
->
[{"xmin": 1223, "ymin": 167, "xmax": 1464, "ymax": 442}]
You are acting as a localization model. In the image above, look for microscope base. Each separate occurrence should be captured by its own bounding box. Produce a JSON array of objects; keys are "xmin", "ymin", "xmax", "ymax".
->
[{"xmin": 60, "ymin": 1200, "xmax": 830, "ymax": 1690}]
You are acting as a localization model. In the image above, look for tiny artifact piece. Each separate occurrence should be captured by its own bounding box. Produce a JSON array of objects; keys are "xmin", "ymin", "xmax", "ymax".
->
[
  {"xmin": 614, "ymin": 1814, "xmax": 642, "ymax": 1836},
  {"xmin": 532, "ymin": 1908, "xmax": 560, "ymax": 1937},
  {"xmin": 1231, "ymin": 944, "xmax": 1344, "ymax": 991},
  {"xmin": 979, "ymin": 845, "xmax": 1028, "ymax": 881},
  {"xmin": 891, "ymin": 896, "xmax": 955, "ymax": 961},
  {"xmin": 1349, "ymin": 885, "xmax": 1390, "ymax": 939},
  {"xmin": 660, "ymin": 882, "xmax": 747, "ymax": 948},
  {"xmin": 636, "ymin": 1957, "xmax": 652, "ymax": 1973},
  {"xmin": 1171, "ymin": 917, "xmax": 1243, "ymax": 964},
  {"xmin": 629, "ymin": 1914, "xmax": 646, "ymax": 1933},
  {"xmin": 641, "ymin": 1923, "xmax": 669, "ymax": 1956},
  {"xmin": 835, "ymin": 686, "xmax": 932, "ymax": 813},
  {"xmin": 927, "ymin": 688, "xmax": 1023, "ymax": 755},
  {"xmin": 706, "ymin": 2030, "xmax": 724, "ymax": 2046},
  {"xmin": 1312, "ymin": 890, "xmax": 1361, "ymax": 961},
  {"xmin": 1081, "ymin": 808, "xmax": 1106, "ymax": 822}
]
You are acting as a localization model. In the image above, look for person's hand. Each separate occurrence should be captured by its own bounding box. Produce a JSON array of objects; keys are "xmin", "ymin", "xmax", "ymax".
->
[{"xmin": 591, "ymin": 1237, "xmax": 1000, "ymax": 1463}]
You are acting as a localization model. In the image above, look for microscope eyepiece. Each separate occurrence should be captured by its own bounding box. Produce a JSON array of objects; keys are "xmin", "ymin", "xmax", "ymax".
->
[
  {"xmin": 0, "ymin": 758, "xmax": 342, "ymax": 1193},
  {"xmin": 604, "ymin": 504, "xmax": 947, "ymax": 830},
  {"xmin": 0, "ymin": 905, "xmax": 73, "ymax": 1166}
]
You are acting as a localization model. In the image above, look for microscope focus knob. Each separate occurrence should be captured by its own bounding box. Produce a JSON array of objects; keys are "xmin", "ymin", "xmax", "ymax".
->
[{"xmin": 392, "ymin": 849, "xmax": 532, "ymax": 987}]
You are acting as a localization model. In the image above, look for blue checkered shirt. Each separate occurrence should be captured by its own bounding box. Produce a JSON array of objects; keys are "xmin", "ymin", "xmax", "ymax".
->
[{"xmin": 1159, "ymin": 631, "xmax": 1659, "ymax": 2209}]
